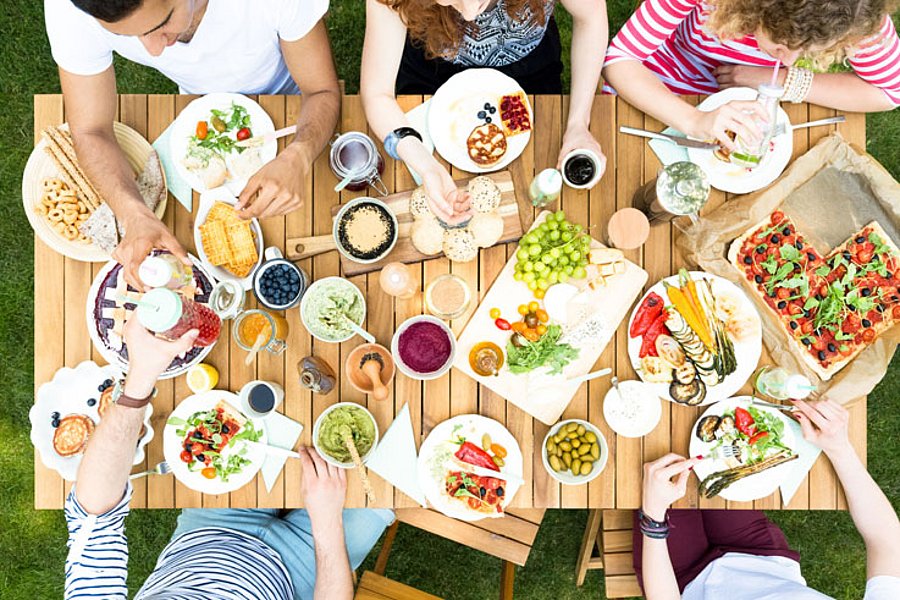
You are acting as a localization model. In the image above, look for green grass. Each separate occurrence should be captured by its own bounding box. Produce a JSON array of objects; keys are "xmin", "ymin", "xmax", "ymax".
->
[{"xmin": 0, "ymin": 1, "xmax": 898, "ymax": 598}]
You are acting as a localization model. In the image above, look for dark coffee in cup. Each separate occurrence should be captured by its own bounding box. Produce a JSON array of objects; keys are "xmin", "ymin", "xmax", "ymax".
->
[
  {"xmin": 248, "ymin": 383, "xmax": 275, "ymax": 414},
  {"xmin": 564, "ymin": 154, "xmax": 596, "ymax": 186}
]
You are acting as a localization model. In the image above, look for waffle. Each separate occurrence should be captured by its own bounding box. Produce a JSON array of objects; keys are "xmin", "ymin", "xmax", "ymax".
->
[
  {"xmin": 199, "ymin": 202, "xmax": 258, "ymax": 276},
  {"xmin": 200, "ymin": 219, "xmax": 230, "ymax": 266},
  {"xmin": 53, "ymin": 414, "xmax": 94, "ymax": 457}
]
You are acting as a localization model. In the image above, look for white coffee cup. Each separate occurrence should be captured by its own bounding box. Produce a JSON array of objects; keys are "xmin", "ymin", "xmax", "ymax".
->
[
  {"xmin": 239, "ymin": 380, "xmax": 284, "ymax": 419},
  {"xmin": 561, "ymin": 149, "xmax": 603, "ymax": 189}
]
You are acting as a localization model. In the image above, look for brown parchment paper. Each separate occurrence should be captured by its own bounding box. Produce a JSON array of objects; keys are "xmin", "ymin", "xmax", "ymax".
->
[{"xmin": 676, "ymin": 133, "xmax": 900, "ymax": 405}]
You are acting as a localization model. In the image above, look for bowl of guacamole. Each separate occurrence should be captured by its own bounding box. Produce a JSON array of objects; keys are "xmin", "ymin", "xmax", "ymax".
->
[
  {"xmin": 300, "ymin": 276, "xmax": 366, "ymax": 343},
  {"xmin": 313, "ymin": 402, "xmax": 379, "ymax": 468}
]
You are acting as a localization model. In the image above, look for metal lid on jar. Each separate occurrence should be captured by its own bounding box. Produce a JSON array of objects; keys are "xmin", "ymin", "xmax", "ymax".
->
[
  {"xmin": 208, "ymin": 280, "xmax": 246, "ymax": 320},
  {"xmin": 137, "ymin": 288, "xmax": 183, "ymax": 332}
]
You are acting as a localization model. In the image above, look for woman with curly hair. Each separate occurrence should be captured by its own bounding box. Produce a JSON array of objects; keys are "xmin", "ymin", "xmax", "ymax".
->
[
  {"xmin": 603, "ymin": 0, "xmax": 900, "ymax": 151},
  {"xmin": 362, "ymin": 0, "xmax": 608, "ymax": 224}
]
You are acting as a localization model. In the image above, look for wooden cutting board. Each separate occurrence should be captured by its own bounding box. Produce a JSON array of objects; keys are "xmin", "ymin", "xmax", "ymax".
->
[
  {"xmin": 285, "ymin": 170, "xmax": 523, "ymax": 277},
  {"xmin": 452, "ymin": 211, "xmax": 649, "ymax": 426}
]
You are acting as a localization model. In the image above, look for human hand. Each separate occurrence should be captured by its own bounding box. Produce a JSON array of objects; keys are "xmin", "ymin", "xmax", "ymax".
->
[
  {"xmin": 299, "ymin": 446, "xmax": 347, "ymax": 529},
  {"xmin": 715, "ymin": 65, "xmax": 783, "ymax": 91},
  {"xmin": 237, "ymin": 144, "xmax": 309, "ymax": 219},
  {"xmin": 557, "ymin": 123, "xmax": 607, "ymax": 184},
  {"xmin": 421, "ymin": 164, "xmax": 472, "ymax": 226},
  {"xmin": 122, "ymin": 316, "xmax": 198, "ymax": 397},
  {"xmin": 642, "ymin": 454, "xmax": 699, "ymax": 521},
  {"xmin": 115, "ymin": 212, "xmax": 190, "ymax": 291},
  {"xmin": 792, "ymin": 399, "xmax": 853, "ymax": 457},
  {"xmin": 686, "ymin": 101, "xmax": 768, "ymax": 151}
]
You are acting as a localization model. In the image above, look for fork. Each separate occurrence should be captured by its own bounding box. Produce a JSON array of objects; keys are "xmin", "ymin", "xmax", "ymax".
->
[
  {"xmin": 130, "ymin": 461, "xmax": 172, "ymax": 480},
  {"xmin": 772, "ymin": 116, "xmax": 846, "ymax": 137},
  {"xmin": 750, "ymin": 397, "xmax": 796, "ymax": 412},
  {"xmin": 696, "ymin": 445, "xmax": 740, "ymax": 461}
]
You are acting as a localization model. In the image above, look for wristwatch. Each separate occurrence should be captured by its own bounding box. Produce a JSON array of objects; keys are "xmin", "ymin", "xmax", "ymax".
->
[
  {"xmin": 111, "ymin": 379, "xmax": 157, "ymax": 409},
  {"xmin": 383, "ymin": 127, "xmax": 423, "ymax": 160}
]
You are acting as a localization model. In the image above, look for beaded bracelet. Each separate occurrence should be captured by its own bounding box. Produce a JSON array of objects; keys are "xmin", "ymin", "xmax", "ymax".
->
[
  {"xmin": 783, "ymin": 67, "xmax": 814, "ymax": 103},
  {"xmin": 638, "ymin": 508, "xmax": 670, "ymax": 539}
]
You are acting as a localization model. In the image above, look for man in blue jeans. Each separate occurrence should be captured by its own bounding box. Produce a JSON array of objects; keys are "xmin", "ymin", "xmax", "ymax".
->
[{"xmin": 64, "ymin": 316, "xmax": 392, "ymax": 599}]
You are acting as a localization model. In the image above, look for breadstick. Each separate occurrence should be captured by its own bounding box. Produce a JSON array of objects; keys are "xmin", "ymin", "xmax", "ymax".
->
[{"xmin": 42, "ymin": 126, "xmax": 103, "ymax": 211}]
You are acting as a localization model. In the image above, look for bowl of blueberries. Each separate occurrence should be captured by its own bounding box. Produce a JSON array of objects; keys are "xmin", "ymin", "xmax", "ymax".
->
[{"xmin": 253, "ymin": 247, "xmax": 309, "ymax": 310}]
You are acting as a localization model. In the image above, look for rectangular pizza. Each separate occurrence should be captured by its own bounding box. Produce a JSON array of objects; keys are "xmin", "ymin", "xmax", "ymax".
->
[{"xmin": 728, "ymin": 210, "xmax": 900, "ymax": 380}]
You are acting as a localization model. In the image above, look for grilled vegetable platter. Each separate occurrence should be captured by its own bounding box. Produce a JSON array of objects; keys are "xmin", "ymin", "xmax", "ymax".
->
[
  {"xmin": 689, "ymin": 396, "xmax": 798, "ymax": 501},
  {"xmin": 626, "ymin": 270, "xmax": 762, "ymax": 406}
]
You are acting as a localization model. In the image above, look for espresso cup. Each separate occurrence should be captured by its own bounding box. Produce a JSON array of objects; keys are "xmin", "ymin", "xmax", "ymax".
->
[
  {"xmin": 239, "ymin": 380, "xmax": 284, "ymax": 419},
  {"xmin": 561, "ymin": 149, "xmax": 603, "ymax": 189}
]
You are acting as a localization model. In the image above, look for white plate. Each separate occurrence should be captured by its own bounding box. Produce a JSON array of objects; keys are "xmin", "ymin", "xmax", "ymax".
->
[
  {"xmin": 428, "ymin": 69, "xmax": 532, "ymax": 174},
  {"xmin": 86, "ymin": 255, "xmax": 218, "ymax": 379},
  {"xmin": 417, "ymin": 414, "xmax": 523, "ymax": 521},
  {"xmin": 193, "ymin": 188, "xmax": 264, "ymax": 290},
  {"xmin": 689, "ymin": 396, "xmax": 796, "ymax": 502},
  {"xmin": 602, "ymin": 380, "xmax": 662, "ymax": 438},
  {"xmin": 163, "ymin": 391, "xmax": 268, "ymax": 495},
  {"xmin": 22, "ymin": 122, "xmax": 167, "ymax": 262},
  {"xmin": 169, "ymin": 93, "xmax": 276, "ymax": 194},
  {"xmin": 626, "ymin": 272, "xmax": 762, "ymax": 406},
  {"xmin": 687, "ymin": 87, "xmax": 792, "ymax": 194},
  {"xmin": 30, "ymin": 361, "xmax": 153, "ymax": 481},
  {"xmin": 540, "ymin": 419, "xmax": 608, "ymax": 485}
]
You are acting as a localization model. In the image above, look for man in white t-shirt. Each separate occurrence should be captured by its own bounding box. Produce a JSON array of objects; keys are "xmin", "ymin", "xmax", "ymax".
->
[
  {"xmin": 636, "ymin": 399, "xmax": 900, "ymax": 600},
  {"xmin": 44, "ymin": 0, "xmax": 340, "ymax": 286}
]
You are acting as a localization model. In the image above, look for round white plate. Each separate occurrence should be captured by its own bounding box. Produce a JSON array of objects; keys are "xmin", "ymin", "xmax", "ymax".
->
[
  {"xmin": 163, "ymin": 391, "xmax": 268, "ymax": 495},
  {"xmin": 626, "ymin": 272, "xmax": 762, "ymax": 406},
  {"xmin": 417, "ymin": 414, "xmax": 523, "ymax": 521},
  {"xmin": 687, "ymin": 87, "xmax": 792, "ymax": 194},
  {"xmin": 689, "ymin": 396, "xmax": 796, "ymax": 502},
  {"xmin": 193, "ymin": 188, "xmax": 264, "ymax": 291},
  {"xmin": 428, "ymin": 69, "xmax": 532, "ymax": 174},
  {"xmin": 169, "ymin": 93, "xmax": 276, "ymax": 194},
  {"xmin": 22, "ymin": 122, "xmax": 167, "ymax": 262},
  {"xmin": 602, "ymin": 380, "xmax": 662, "ymax": 438},
  {"xmin": 30, "ymin": 361, "xmax": 153, "ymax": 481},
  {"xmin": 86, "ymin": 255, "xmax": 218, "ymax": 380}
]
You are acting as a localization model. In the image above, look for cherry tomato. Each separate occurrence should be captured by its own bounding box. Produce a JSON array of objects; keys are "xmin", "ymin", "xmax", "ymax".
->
[
  {"xmin": 489, "ymin": 307, "xmax": 502, "ymax": 320},
  {"xmin": 522, "ymin": 328, "xmax": 541, "ymax": 342},
  {"xmin": 536, "ymin": 324, "xmax": 548, "ymax": 336},
  {"xmin": 893, "ymin": 305, "xmax": 900, "ymax": 320},
  {"xmin": 468, "ymin": 497, "xmax": 482, "ymax": 509},
  {"xmin": 180, "ymin": 450, "xmax": 192, "ymax": 463},
  {"xmin": 776, "ymin": 288, "xmax": 790, "ymax": 300},
  {"xmin": 511, "ymin": 321, "xmax": 527, "ymax": 334},
  {"xmin": 494, "ymin": 318, "xmax": 511, "ymax": 331},
  {"xmin": 533, "ymin": 288, "xmax": 546, "ymax": 300},
  {"xmin": 857, "ymin": 248, "xmax": 873, "ymax": 264},
  {"xmin": 535, "ymin": 309, "xmax": 549, "ymax": 323},
  {"xmin": 528, "ymin": 301, "xmax": 540, "ymax": 313},
  {"xmin": 772, "ymin": 210, "xmax": 784, "ymax": 223},
  {"xmin": 236, "ymin": 127, "xmax": 252, "ymax": 141},
  {"xmin": 801, "ymin": 321, "xmax": 814, "ymax": 335},
  {"xmin": 201, "ymin": 467, "xmax": 217, "ymax": 479},
  {"xmin": 517, "ymin": 304, "xmax": 529, "ymax": 316},
  {"xmin": 490, "ymin": 443, "xmax": 508, "ymax": 458},
  {"xmin": 195, "ymin": 120, "xmax": 208, "ymax": 140},
  {"xmin": 862, "ymin": 328, "xmax": 876, "ymax": 343}
]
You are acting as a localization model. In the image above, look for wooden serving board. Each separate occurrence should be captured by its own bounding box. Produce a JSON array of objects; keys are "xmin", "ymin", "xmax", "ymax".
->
[
  {"xmin": 285, "ymin": 170, "xmax": 523, "ymax": 277},
  {"xmin": 452, "ymin": 211, "xmax": 649, "ymax": 426}
]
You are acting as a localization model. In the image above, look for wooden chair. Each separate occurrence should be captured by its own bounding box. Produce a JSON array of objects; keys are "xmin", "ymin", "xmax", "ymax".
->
[
  {"xmin": 575, "ymin": 509, "xmax": 643, "ymax": 599},
  {"xmin": 355, "ymin": 508, "xmax": 546, "ymax": 600}
]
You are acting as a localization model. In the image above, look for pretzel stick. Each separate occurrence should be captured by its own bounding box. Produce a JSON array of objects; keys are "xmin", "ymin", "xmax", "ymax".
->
[
  {"xmin": 343, "ymin": 432, "xmax": 376, "ymax": 504},
  {"xmin": 42, "ymin": 126, "xmax": 103, "ymax": 211}
]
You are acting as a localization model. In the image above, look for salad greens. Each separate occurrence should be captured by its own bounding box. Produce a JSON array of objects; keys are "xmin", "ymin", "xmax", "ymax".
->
[
  {"xmin": 190, "ymin": 102, "xmax": 251, "ymax": 155},
  {"xmin": 708, "ymin": 405, "xmax": 791, "ymax": 465},
  {"xmin": 168, "ymin": 409, "xmax": 262, "ymax": 482},
  {"xmin": 506, "ymin": 324, "xmax": 579, "ymax": 375}
]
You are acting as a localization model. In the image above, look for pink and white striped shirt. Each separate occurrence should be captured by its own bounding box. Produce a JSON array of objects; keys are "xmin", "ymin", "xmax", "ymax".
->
[{"xmin": 604, "ymin": 0, "xmax": 900, "ymax": 106}]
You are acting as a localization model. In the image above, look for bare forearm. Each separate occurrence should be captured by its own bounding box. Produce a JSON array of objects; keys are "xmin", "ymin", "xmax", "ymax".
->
[
  {"xmin": 642, "ymin": 536, "xmax": 682, "ymax": 600},
  {"xmin": 603, "ymin": 61, "xmax": 700, "ymax": 135},
  {"xmin": 567, "ymin": 13, "xmax": 607, "ymax": 128},
  {"xmin": 312, "ymin": 515, "xmax": 353, "ymax": 600},
  {"xmin": 362, "ymin": 93, "xmax": 440, "ymax": 177},
  {"xmin": 802, "ymin": 73, "xmax": 895, "ymax": 112},
  {"xmin": 70, "ymin": 128, "xmax": 151, "ymax": 220},
  {"xmin": 289, "ymin": 88, "xmax": 341, "ymax": 166}
]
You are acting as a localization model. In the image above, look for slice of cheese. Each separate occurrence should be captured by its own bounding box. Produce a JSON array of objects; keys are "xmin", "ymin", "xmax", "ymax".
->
[{"xmin": 589, "ymin": 248, "xmax": 624, "ymax": 265}]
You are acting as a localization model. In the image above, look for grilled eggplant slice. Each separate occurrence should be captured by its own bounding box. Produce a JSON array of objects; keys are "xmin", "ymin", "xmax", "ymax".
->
[
  {"xmin": 696, "ymin": 415, "xmax": 721, "ymax": 442},
  {"xmin": 670, "ymin": 378, "xmax": 704, "ymax": 404}
]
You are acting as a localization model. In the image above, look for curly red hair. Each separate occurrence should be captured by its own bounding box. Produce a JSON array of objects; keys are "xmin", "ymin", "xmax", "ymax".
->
[{"xmin": 380, "ymin": 0, "xmax": 547, "ymax": 60}]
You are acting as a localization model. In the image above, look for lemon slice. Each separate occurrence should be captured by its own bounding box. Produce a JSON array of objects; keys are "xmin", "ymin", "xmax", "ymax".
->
[{"xmin": 186, "ymin": 363, "xmax": 219, "ymax": 393}]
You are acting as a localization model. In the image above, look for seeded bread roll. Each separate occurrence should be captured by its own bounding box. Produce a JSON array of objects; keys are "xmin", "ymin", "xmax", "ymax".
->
[
  {"xmin": 442, "ymin": 228, "xmax": 478, "ymax": 263},
  {"xmin": 410, "ymin": 216, "xmax": 444, "ymax": 256},
  {"xmin": 409, "ymin": 187, "xmax": 432, "ymax": 220},
  {"xmin": 467, "ymin": 176, "xmax": 501, "ymax": 213},
  {"xmin": 467, "ymin": 212, "xmax": 504, "ymax": 248}
]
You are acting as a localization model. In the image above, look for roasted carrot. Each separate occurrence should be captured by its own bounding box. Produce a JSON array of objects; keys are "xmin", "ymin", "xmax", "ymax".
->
[
  {"xmin": 682, "ymin": 271, "xmax": 713, "ymax": 350},
  {"xmin": 664, "ymin": 281, "xmax": 713, "ymax": 349}
]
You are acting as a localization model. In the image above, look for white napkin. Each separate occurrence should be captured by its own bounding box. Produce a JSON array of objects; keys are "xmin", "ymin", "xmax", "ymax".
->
[
  {"xmin": 403, "ymin": 101, "xmax": 435, "ymax": 186},
  {"xmin": 365, "ymin": 403, "xmax": 427, "ymax": 507},
  {"xmin": 152, "ymin": 124, "xmax": 194, "ymax": 212},
  {"xmin": 260, "ymin": 412, "xmax": 304, "ymax": 493},
  {"xmin": 648, "ymin": 127, "xmax": 691, "ymax": 166},
  {"xmin": 779, "ymin": 418, "xmax": 822, "ymax": 506}
]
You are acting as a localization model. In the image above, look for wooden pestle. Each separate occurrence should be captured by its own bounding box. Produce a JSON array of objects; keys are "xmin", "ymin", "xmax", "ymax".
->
[{"xmin": 360, "ymin": 353, "xmax": 389, "ymax": 401}]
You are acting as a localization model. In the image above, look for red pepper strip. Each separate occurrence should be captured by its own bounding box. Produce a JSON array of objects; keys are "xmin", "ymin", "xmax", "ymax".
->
[
  {"xmin": 455, "ymin": 441, "xmax": 499, "ymax": 471},
  {"xmin": 639, "ymin": 311, "xmax": 669, "ymax": 358},
  {"xmin": 748, "ymin": 431, "xmax": 769, "ymax": 445},
  {"xmin": 630, "ymin": 292, "xmax": 664, "ymax": 338},
  {"xmin": 734, "ymin": 407, "xmax": 757, "ymax": 437}
]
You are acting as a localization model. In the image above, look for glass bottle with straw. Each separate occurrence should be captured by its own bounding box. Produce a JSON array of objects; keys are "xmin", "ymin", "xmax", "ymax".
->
[{"xmin": 730, "ymin": 61, "xmax": 784, "ymax": 168}]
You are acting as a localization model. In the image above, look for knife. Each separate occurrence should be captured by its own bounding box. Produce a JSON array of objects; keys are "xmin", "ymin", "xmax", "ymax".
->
[
  {"xmin": 618, "ymin": 126, "xmax": 720, "ymax": 150},
  {"xmin": 235, "ymin": 125, "xmax": 297, "ymax": 148}
]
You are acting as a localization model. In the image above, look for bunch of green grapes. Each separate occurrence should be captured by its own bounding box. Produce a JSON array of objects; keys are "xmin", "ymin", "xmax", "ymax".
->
[{"xmin": 513, "ymin": 210, "xmax": 592, "ymax": 299}]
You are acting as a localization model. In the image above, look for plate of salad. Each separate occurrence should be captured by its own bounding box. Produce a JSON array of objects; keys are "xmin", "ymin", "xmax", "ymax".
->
[
  {"xmin": 417, "ymin": 414, "xmax": 523, "ymax": 521},
  {"xmin": 689, "ymin": 396, "xmax": 798, "ymax": 502},
  {"xmin": 170, "ymin": 93, "xmax": 276, "ymax": 194},
  {"xmin": 164, "ymin": 391, "xmax": 266, "ymax": 495}
]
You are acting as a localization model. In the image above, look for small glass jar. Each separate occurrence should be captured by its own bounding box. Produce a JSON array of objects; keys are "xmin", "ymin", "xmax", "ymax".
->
[
  {"xmin": 208, "ymin": 280, "xmax": 247, "ymax": 321},
  {"xmin": 232, "ymin": 309, "xmax": 289, "ymax": 355},
  {"xmin": 424, "ymin": 274, "xmax": 472, "ymax": 320},
  {"xmin": 329, "ymin": 132, "xmax": 387, "ymax": 195},
  {"xmin": 137, "ymin": 288, "xmax": 221, "ymax": 347}
]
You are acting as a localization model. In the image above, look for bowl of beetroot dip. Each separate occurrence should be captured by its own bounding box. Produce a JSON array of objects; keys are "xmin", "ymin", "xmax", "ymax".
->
[{"xmin": 391, "ymin": 315, "xmax": 456, "ymax": 381}]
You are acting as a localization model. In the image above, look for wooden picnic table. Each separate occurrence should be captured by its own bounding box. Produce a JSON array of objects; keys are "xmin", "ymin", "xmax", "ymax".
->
[{"xmin": 33, "ymin": 93, "xmax": 868, "ymax": 511}]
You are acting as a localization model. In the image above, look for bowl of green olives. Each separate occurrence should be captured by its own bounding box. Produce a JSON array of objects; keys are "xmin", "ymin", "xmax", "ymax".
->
[{"xmin": 542, "ymin": 419, "xmax": 608, "ymax": 485}]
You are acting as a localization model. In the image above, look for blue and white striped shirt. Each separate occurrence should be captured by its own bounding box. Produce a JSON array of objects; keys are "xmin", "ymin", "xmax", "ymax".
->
[{"xmin": 64, "ymin": 485, "xmax": 294, "ymax": 599}]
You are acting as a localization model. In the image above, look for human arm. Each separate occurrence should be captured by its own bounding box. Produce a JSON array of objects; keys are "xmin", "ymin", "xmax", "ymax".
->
[
  {"xmin": 640, "ymin": 454, "xmax": 700, "ymax": 600},
  {"xmin": 237, "ymin": 20, "xmax": 341, "ymax": 219},
  {"xmin": 792, "ymin": 399, "xmax": 900, "ymax": 579},
  {"xmin": 59, "ymin": 67, "xmax": 188, "ymax": 288},
  {"xmin": 360, "ymin": 0, "xmax": 471, "ymax": 224},
  {"xmin": 557, "ymin": 0, "xmax": 608, "ymax": 178},
  {"xmin": 298, "ymin": 446, "xmax": 353, "ymax": 600}
]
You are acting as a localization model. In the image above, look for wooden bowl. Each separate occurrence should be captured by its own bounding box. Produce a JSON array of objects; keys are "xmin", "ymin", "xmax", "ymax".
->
[{"xmin": 345, "ymin": 343, "xmax": 395, "ymax": 399}]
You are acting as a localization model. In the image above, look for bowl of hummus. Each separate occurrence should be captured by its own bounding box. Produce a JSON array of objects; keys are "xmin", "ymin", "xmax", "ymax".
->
[
  {"xmin": 391, "ymin": 315, "xmax": 456, "ymax": 381},
  {"xmin": 300, "ymin": 276, "xmax": 367, "ymax": 343},
  {"xmin": 313, "ymin": 402, "xmax": 379, "ymax": 468}
]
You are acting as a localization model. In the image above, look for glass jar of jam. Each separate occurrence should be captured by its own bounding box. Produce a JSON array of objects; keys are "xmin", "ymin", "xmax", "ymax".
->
[
  {"xmin": 329, "ymin": 132, "xmax": 388, "ymax": 195},
  {"xmin": 136, "ymin": 288, "xmax": 221, "ymax": 347}
]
